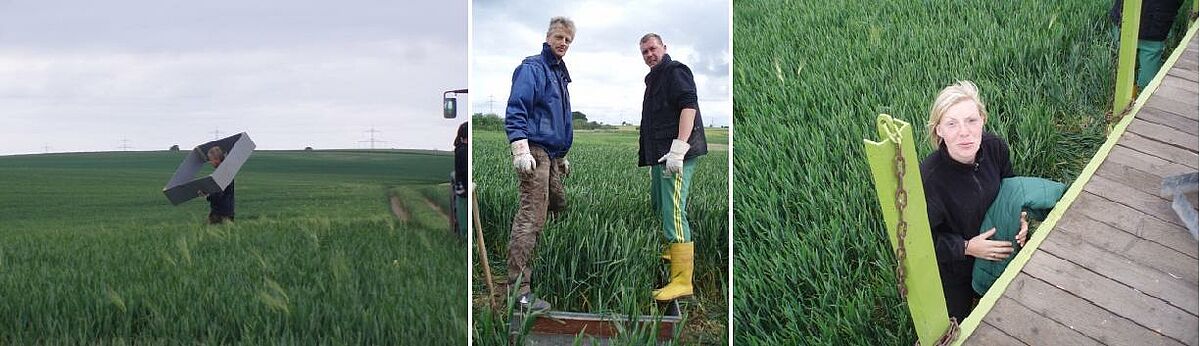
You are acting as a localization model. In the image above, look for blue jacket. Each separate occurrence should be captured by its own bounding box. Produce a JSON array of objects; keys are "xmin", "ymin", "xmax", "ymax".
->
[{"xmin": 505, "ymin": 43, "xmax": 573, "ymax": 158}]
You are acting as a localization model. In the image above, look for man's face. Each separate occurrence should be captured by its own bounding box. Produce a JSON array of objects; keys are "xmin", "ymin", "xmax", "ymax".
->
[
  {"xmin": 209, "ymin": 157, "xmax": 222, "ymax": 168},
  {"xmin": 640, "ymin": 38, "xmax": 666, "ymax": 68},
  {"xmin": 545, "ymin": 26, "xmax": 573, "ymax": 58}
]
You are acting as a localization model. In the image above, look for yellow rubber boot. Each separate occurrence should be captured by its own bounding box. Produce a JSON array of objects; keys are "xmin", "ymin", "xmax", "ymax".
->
[{"xmin": 653, "ymin": 242, "xmax": 694, "ymax": 301}]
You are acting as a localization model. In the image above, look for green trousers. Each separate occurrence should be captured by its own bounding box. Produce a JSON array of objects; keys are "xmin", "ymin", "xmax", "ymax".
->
[
  {"xmin": 1110, "ymin": 26, "xmax": 1168, "ymax": 90},
  {"xmin": 455, "ymin": 193, "xmax": 468, "ymax": 237},
  {"xmin": 650, "ymin": 158, "xmax": 697, "ymax": 243},
  {"xmin": 1136, "ymin": 40, "xmax": 1167, "ymax": 89}
]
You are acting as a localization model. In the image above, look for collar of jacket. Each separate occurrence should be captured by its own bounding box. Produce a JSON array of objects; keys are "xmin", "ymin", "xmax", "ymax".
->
[
  {"xmin": 540, "ymin": 42, "xmax": 572, "ymax": 83},
  {"xmin": 645, "ymin": 53, "xmax": 676, "ymax": 84},
  {"xmin": 936, "ymin": 141, "xmax": 985, "ymax": 172}
]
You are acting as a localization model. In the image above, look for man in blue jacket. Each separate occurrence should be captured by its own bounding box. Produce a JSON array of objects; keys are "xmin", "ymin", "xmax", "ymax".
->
[{"xmin": 504, "ymin": 16, "xmax": 575, "ymax": 312}]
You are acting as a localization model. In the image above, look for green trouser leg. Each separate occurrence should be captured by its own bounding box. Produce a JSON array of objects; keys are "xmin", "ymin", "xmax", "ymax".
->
[
  {"xmin": 1136, "ymin": 40, "xmax": 1166, "ymax": 90},
  {"xmin": 651, "ymin": 158, "xmax": 697, "ymax": 243},
  {"xmin": 1110, "ymin": 25, "xmax": 1168, "ymax": 90},
  {"xmin": 455, "ymin": 193, "xmax": 468, "ymax": 237}
]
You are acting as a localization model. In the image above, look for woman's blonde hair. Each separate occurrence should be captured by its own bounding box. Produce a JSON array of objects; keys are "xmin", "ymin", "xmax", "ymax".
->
[{"xmin": 927, "ymin": 80, "xmax": 988, "ymax": 149}]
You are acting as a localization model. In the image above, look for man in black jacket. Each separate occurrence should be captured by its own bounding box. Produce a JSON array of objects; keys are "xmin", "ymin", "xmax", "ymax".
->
[
  {"xmin": 638, "ymin": 33, "xmax": 707, "ymax": 302},
  {"xmin": 199, "ymin": 146, "xmax": 235, "ymax": 224},
  {"xmin": 453, "ymin": 122, "xmax": 468, "ymax": 236}
]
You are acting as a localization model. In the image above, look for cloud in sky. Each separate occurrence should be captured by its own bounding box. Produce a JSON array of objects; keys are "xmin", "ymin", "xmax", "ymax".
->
[
  {"xmin": 471, "ymin": 0, "xmax": 731, "ymax": 127},
  {"xmin": 0, "ymin": 0, "xmax": 467, "ymax": 155}
]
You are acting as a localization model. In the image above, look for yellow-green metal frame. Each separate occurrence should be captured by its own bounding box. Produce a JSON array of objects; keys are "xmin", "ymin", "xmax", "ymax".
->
[
  {"xmin": 1114, "ymin": 0, "xmax": 1143, "ymax": 114},
  {"xmin": 864, "ymin": 115, "xmax": 949, "ymax": 346}
]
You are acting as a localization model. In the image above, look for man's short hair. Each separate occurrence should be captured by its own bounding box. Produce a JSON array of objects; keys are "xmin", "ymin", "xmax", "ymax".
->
[
  {"xmin": 640, "ymin": 33, "xmax": 664, "ymax": 46},
  {"xmin": 207, "ymin": 146, "xmax": 226, "ymax": 161},
  {"xmin": 547, "ymin": 16, "xmax": 576, "ymax": 37}
]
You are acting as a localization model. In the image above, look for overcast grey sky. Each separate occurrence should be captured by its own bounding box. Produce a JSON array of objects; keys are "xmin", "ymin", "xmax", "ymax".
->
[
  {"xmin": 0, "ymin": 0, "xmax": 467, "ymax": 156},
  {"xmin": 471, "ymin": 0, "xmax": 730, "ymax": 127}
]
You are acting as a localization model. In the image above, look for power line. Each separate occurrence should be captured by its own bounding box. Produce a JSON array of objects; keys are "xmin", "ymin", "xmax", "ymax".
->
[
  {"xmin": 211, "ymin": 128, "xmax": 222, "ymax": 140},
  {"xmin": 488, "ymin": 95, "xmax": 496, "ymax": 114},
  {"xmin": 359, "ymin": 127, "xmax": 388, "ymax": 149},
  {"xmin": 42, "ymin": 143, "xmax": 50, "ymax": 153},
  {"xmin": 118, "ymin": 138, "xmax": 132, "ymax": 151}
]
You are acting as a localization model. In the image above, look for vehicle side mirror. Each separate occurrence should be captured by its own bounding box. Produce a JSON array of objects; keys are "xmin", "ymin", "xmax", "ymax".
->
[
  {"xmin": 443, "ymin": 89, "xmax": 467, "ymax": 119},
  {"xmin": 444, "ymin": 97, "xmax": 458, "ymax": 119}
]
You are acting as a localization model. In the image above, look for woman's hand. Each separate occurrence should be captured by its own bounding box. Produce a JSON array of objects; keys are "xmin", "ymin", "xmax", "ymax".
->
[
  {"xmin": 1016, "ymin": 211, "xmax": 1029, "ymax": 247},
  {"xmin": 966, "ymin": 228, "xmax": 1013, "ymax": 261}
]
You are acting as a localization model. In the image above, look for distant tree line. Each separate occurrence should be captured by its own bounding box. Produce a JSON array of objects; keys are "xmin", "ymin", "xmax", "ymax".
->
[{"xmin": 473, "ymin": 111, "xmax": 616, "ymax": 131}]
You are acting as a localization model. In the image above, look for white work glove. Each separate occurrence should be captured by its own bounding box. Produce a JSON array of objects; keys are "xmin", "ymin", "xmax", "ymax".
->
[
  {"xmin": 511, "ymin": 139, "xmax": 536, "ymax": 173},
  {"xmin": 657, "ymin": 139, "xmax": 690, "ymax": 175},
  {"xmin": 562, "ymin": 158, "xmax": 570, "ymax": 177}
]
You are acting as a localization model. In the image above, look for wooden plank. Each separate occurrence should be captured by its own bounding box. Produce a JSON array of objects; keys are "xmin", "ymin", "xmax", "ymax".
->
[
  {"xmin": 1167, "ymin": 68, "xmax": 1198, "ymax": 83},
  {"xmin": 1176, "ymin": 50, "xmax": 1197, "ymax": 63},
  {"xmin": 1118, "ymin": 132, "xmax": 1199, "ymax": 169},
  {"xmin": 1109, "ymin": 144, "xmax": 1196, "ymax": 178},
  {"xmin": 1126, "ymin": 118, "xmax": 1199, "ymax": 152},
  {"xmin": 982, "ymin": 296, "xmax": 1102, "ymax": 346},
  {"xmin": 1056, "ymin": 214, "xmax": 1199, "ymax": 286},
  {"xmin": 1000, "ymin": 273, "xmax": 1187, "ymax": 346},
  {"xmin": 1177, "ymin": 53, "xmax": 1198, "ymax": 68},
  {"xmin": 966, "ymin": 322, "xmax": 1027, "ymax": 345},
  {"xmin": 1097, "ymin": 145, "xmax": 1197, "ymax": 198},
  {"xmin": 1085, "ymin": 174, "xmax": 1187, "ymax": 228},
  {"xmin": 1041, "ymin": 231, "xmax": 1199, "ymax": 315},
  {"xmin": 1023, "ymin": 252, "xmax": 1199, "ymax": 344},
  {"xmin": 1177, "ymin": 57, "xmax": 1199, "ymax": 74},
  {"xmin": 1094, "ymin": 160, "xmax": 1177, "ymax": 203},
  {"xmin": 1145, "ymin": 96, "xmax": 1200, "ymax": 122},
  {"xmin": 1160, "ymin": 76, "xmax": 1199, "ymax": 95},
  {"xmin": 1069, "ymin": 192, "xmax": 1197, "ymax": 258},
  {"xmin": 1153, "ymin": 84, "xmax": 1200, "ymax": 108},
  {"xmin": 1140, "ymin": 106, "xmax": 1199, "ymax": 136}
]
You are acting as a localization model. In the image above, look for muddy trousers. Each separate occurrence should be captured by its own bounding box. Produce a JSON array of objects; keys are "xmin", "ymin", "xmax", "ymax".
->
[
  {"xmin": 506, "ymin": 145, "xmax": 567, "ymax": 297},
  {"xmin": 650, "ymin": 158, "xmax": 697, "ymax": 243}
]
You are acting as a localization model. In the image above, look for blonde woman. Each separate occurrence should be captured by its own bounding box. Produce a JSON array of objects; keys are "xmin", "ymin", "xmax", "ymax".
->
[{"xmin": 919, "ymin": 81, "xmax": 1026, "ymax": 321}]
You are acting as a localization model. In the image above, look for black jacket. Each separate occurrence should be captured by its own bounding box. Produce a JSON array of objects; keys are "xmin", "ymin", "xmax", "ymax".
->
[
  {"xmin": 919, "ymin": 132, "xmax": 1014, "ymax": 286},
  {"xmin": 638, "ymin": 54, "xmax": 707, "ymax": 167},
  {"xmin": 454, "ymin": 142, "xmax": 467, "ymax": 196},
  {"xmin": 1111, "ymin": 0, "xmax": 1184, "ymax": 41},
  {"xmin": 207, "ymin": 180, "xmax": 236, "ymax": 216}
]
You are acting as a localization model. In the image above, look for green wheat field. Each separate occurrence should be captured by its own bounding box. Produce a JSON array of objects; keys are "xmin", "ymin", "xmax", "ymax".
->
[{"xmin": 0, "ymin": 149, "xmax": 466, "ymax": 344}]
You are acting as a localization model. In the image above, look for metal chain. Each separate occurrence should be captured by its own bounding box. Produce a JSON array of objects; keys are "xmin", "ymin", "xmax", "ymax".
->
[
  {"xmin": 892, "ymin": 136, "xmax": 910, "ymax": 299},
  {"xmin": 935, "ymin": 317, "xmax": 960, "ymax": 346},
  {"xmin": 883, "ymin": 119, "xmax": 960, "ymax": 346}
]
